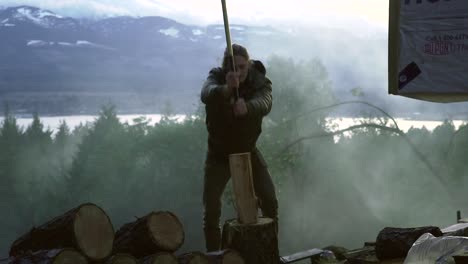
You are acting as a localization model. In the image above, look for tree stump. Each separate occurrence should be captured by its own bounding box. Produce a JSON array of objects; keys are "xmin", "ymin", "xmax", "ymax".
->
[
  {"xmin": 9, "ymin": 203, "xmax": 114, "ymax": 262},
  {"xmin": 375, "ymin": 226, "xmax": 442, "ymax": 260},
  {"xmin": 113, "ymin": 211, "xmax": 184, "ymax": 258},
  {"xmin": 140, "ymin": 252, "xmax": 177, "ymax": 264},
  {"xmin": 221, "ymin": 218, "xmax": 279, "ymax": 264},
  {"xmin": 178, "ymin": 252, "xmax": 210, "ymax": 264},
  {"xmin": 206, "ymin": 249, "xmax": 244, "ymax": 264},
  {"xmin": 10, "ymin": 248, "xmax": 88, "ymax": 264},
  {"xmin": 105, "ymin": 253, "xmax": 138, "ymax": 264}
]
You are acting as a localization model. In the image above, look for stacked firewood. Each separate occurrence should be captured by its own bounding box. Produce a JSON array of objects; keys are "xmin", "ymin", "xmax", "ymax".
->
[{"xmin": 3, "ymin": 203, "xmax": 244, "ymax": 264}]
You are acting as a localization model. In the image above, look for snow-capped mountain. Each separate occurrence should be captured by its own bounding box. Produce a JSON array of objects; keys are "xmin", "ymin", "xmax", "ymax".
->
[
  {"xmin": 0, "ymin": 6, "xmax": 78, "ymax": 28},
  {"xmin": 0, "ymin": 5, "xmax": 391, "ymax": 114},
  {"xmin": 0, "ymin": 6, "xmax": 283, "ymax": 95}
]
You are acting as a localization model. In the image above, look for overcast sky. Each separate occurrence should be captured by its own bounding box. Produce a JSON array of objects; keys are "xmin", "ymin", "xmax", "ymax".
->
[{"xmin": 1, "ymin": 0, "xmax": 389, "ymax": 30}]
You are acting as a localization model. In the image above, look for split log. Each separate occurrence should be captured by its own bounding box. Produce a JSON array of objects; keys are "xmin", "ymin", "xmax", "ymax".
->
[
  {"xmin": 375, "ymin": 226, "xmax": 442, "ymax": 260},
  {"xmin": 105, "ymin": 253, "xmax": 138, "ymax": 264},
  {"xmin": 140, "ymin": 252, "xmax": 178, "ymax": 264},
  {"xmin": 10, "ymin": 248, "xmax": 88, "ymax": 264},
  {"xmin": 113, "ymin": 211, "xmax": 184, "ymax": 258},
  {"xmin": 178, "ymin": 252, "xmax": 209, "ymax": 264},
  {"xmin": 9, "ymin": 203, "xmax": 114, "ymax": 262},
  {"xmin": 221, "ymin": 218, "xmax": 279, "ymax": 264},
  {"xmin": 229, "ymin": 153, "xmax": 258, "ymax": 224},
  {"xmin": 206, "ymin": 249, "xmax": 244, "ymax": 264}
]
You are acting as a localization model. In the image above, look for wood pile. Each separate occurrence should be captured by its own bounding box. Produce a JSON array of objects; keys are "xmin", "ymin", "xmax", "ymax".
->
[
  {"xmin": 9, "ymin": 202, "xmax": 468, "ymax": 263},
  {"xmin": 2, "ymin": 203, "xmax": 245, "ymax": 264}
]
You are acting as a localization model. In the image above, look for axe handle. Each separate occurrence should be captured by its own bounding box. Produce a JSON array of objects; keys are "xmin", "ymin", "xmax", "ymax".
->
[{"xmin": 221, "ymin": 0, "xmax": 239, "ymax": 100}]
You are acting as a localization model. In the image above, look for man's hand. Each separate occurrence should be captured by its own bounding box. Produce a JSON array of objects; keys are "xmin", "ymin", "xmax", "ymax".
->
[
  {"xmin": 233, "ymin": 98, "xmax": 248, "ymax": 117},
  {"xmin": 226, "ymin": 72, "xmax": 239, "ymax": 92}
]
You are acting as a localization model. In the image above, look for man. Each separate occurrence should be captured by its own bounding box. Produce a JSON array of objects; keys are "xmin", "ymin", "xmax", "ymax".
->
[{"xmin": 200, "ymin": 44, "xmax": 278, "ymax": 251}]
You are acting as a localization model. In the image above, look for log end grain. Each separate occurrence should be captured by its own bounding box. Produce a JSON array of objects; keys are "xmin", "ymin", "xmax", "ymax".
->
[
  {"xmin": 74, "ymin": 203, "xmax": 115, "ymax": 261},
  {"xmin": 147, "ymin": 211, "xmax": 184, "ymax": 251}
]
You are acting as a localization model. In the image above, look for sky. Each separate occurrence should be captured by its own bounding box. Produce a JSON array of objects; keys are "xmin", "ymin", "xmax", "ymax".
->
[{"xmin": 0, "ymin": 0, "xmax": 389, "ymax": 30}]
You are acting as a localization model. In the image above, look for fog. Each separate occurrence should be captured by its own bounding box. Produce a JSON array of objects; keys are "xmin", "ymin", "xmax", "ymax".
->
[{"xmin": 1, "ymin": 1, "xmax": 468, "ymax": 262}]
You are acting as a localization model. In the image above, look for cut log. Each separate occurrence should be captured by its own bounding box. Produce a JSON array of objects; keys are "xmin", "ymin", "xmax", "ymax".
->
[
  {"xmin": 113, "ymin": 211, "xmax": 184, "ymax": 258},
  {"xmin": 221, "ymin": 218, "xmax": 279, "ymax": 264},
  {"xmin": 206, "ymin": 249, "xmax": 244, "ymax": 264},
  {"xmin": 10, "ymin": 248, "xmax": 88, "ymax": 264},
  {"xmin": 178, "ymin": 252, "xmax": 210, "ymax": 264},
  {"xmin": 140, "ymin": 252, "xmax": 177, "ymax": 264},
  {"xmin": 105, "ymin": 253, "xmax": 138, "ymax": 264},
  {"xmin": 375, "ymin": 226, "xmax": 442, "ymax": 260},
  {"xmin": 229, "ymin": 153, "xmax": 258, "ymax": 224},
  {"xmin": 9, "ymin": 203, "xmax": 114, "ymax": 262}
]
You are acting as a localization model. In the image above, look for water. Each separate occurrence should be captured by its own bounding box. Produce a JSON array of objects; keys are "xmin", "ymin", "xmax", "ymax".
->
[
  {"xmin": 326, "ymin": 117, "xmax": 466, "ymax": 132},
  {"xmin": 0, "ymin": 114, "xmax": 465, "ymax": 135}
]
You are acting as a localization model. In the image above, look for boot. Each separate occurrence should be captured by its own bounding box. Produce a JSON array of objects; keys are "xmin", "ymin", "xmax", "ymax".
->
[{"xmin": 204, "ymin": 227, "xmax": 221, "ymax": 252}]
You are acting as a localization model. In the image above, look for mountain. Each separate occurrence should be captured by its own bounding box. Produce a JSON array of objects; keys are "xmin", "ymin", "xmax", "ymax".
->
[
  {"xmin": 2, "ymin": 5, "xmax": 462, "ymax": 118},
  {"xmin": 0, "ymin": 6, "xmax": 293, "ymax": 114}
]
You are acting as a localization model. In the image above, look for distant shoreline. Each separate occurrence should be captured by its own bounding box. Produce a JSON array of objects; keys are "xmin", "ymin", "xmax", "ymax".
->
[
  {"xmin": 1, "ymin": 112, "xmax": 467, "ymax": 122},
  {"xmin": 0, "ymin": 115, "xmax": 466, "ymax": 136}
]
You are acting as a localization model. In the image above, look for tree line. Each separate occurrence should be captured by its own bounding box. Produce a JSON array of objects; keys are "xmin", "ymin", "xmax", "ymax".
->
[{"xmin": 1, "ymin": 56, "xmax": 467, "ymax": 256}]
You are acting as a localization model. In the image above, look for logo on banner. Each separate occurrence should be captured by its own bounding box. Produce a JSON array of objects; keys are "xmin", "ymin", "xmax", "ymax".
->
[
  {"xmin": 424, "ymin": 41, "xmax": 452, "ymax": 55},
  {"xmin": 423, "ymin": 34, "xmax": 468, "ymax": 55}
]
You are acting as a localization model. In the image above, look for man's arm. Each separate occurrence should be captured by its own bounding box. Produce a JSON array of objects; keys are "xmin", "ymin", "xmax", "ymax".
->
[
  {"xmin": 201, "ymin": 68, "xmax": 230, "ymax": 104},
  {"xmin": 245, "ymin": 78, "xmax": 273, "ymax": 117}
]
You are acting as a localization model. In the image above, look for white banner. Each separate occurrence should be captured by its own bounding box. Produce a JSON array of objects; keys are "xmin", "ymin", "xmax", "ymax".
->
[{"xmin": 395, "ymin": 0, "xmax": 468, "ymax": 95}]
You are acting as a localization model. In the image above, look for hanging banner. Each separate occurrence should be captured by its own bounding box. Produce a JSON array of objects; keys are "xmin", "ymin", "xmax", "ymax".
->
[{"xmin": 389, "ymin": 0, "xmax": 468, "ymax": 102}]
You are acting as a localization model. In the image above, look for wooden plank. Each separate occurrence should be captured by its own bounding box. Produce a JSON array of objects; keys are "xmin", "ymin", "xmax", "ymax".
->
[
  {"xmin": 279, "ymin": 248, "xmax": 323, "ymax": 263},
  {"xmin": 343, "ymin": 246, "xmax": 374, "ymax": 259}
]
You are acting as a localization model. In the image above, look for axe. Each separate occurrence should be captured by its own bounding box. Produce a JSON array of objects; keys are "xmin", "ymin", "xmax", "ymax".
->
[{"xmin": 221, "ymin": 0, "xmax": 258, "ymax": 224}]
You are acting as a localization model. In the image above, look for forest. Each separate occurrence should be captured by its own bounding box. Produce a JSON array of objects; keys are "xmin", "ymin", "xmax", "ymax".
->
[{"xmin": 0, "ymin": 55, "xmax": 466, "ymax": 258}]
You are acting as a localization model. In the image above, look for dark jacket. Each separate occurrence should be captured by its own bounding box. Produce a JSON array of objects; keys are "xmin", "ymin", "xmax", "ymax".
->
[{"xmin": 201, "ymin": 60, "xmax": 272, "ymax": 156}]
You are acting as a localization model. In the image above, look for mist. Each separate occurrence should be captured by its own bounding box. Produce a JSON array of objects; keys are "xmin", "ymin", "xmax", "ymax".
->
[
  {"xmin": 1, "ymin": 1, "xmax": 468, "ymax": 261},
  {"xmin": 1, "ymin": 58, "xmax": 467, "ymax": 259}
]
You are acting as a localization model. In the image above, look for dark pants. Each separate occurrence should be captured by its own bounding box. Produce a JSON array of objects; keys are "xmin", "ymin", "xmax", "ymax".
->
[{"xmin": 203, "ymin": 148, "xmax": 278, "ymax": 251}]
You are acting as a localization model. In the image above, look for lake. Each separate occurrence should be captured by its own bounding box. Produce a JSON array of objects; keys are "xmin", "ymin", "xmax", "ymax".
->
[{"xmin": 0, "ymin": 114, "xmax": 466, "ymax": 135}]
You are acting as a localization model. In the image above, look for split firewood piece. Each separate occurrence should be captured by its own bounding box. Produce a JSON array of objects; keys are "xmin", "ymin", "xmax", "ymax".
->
[
  {"xmin": 229, "ymin": 152, "xmax": 258, "ymax": 224},
  {"xmin": 9, "ymin": 203, "xmax": 114, "ymax": 262},
  {"xmin": 114, "ymin": 211, "xmax": 184, "ymax": 258}
]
